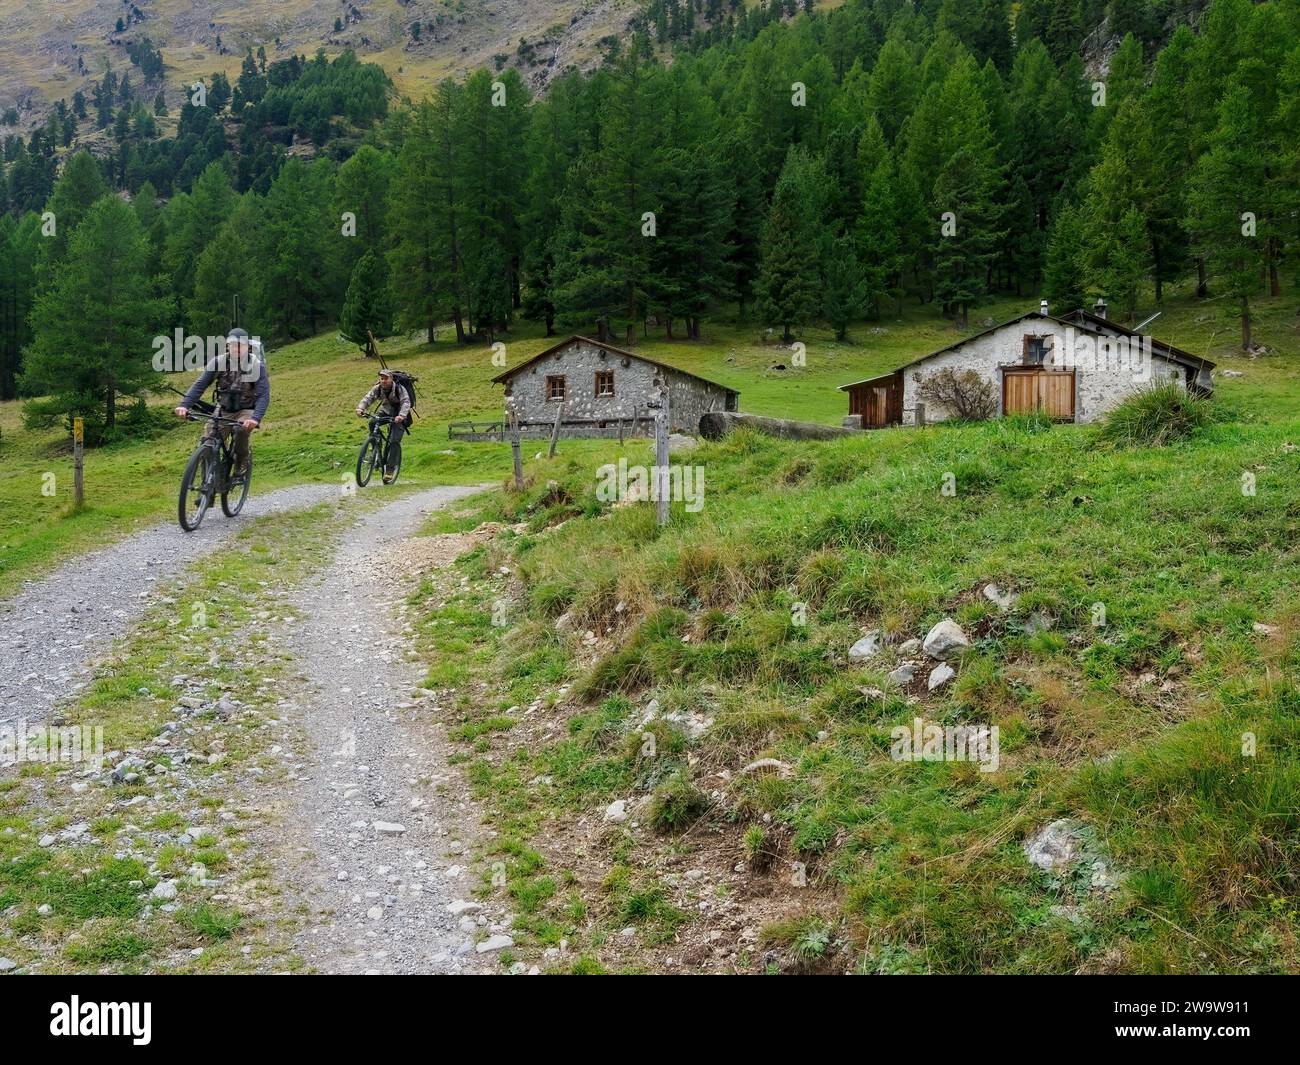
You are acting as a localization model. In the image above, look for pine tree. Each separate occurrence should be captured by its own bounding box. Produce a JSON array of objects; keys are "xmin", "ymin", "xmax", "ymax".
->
[
  {"xmin": 856, "ymin": 116, "xmax": 902, "ymax": 317},
  {"xmin": 1185, "ymin": 85, "xmax": 1268, "ymax": 348},
  {"xmin": 388, "ymin": 97, "xmax": 454, "ymax": 344},
  {"xmin": 822, "ymin": 236, "xmax": 866, "ymax": 341},
  {"xmin": 1042, "ymin": 203, "xmax": 1087, "ymax": 311},
  {"xmin": 339, "ymin": 249, "xmax": 395, "ymax": 351},
  {"xmin": 756, "ymin": 147, "xmax": 827, "ymax": 342},
  {"xmin": 21, "ymin": 197, "xmax": 169, "ymax": 439},
  {"xmin": 38, "ymin": 151, "xmax": 107, "ymax": 273},
  {"xmin": 189, "ymin": 197, "xmax": 263, "ymax": 338},
  {"xmin": 553, "ymin": 51, "xmax": 664, "ymax": 344},
  {"xmin": 163, "ymin": 161, "xmax": 236, "ymax": 308},
  {"xmin": 0, "ymin": 212, "xmax": 40, "ymax": 400}
]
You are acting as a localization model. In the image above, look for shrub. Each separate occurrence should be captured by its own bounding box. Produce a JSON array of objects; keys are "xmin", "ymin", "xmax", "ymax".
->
[
  {"xmin": 647, "ymin": 770, "xmax": 709, "ymax": 833},
  {"xmin": 1098, "ymin": 384, "xmax": 1214, "ymax": 447},
  {"xmin": 916, "ymin": 368, "xmax": 996, "ymax": 421}
]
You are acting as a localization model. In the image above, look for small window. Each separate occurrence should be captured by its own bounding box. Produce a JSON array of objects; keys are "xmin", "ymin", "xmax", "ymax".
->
[
  {"xmin": 546, "ymin": 375, "xmax": 566, "ymax": 401},
  {"xmin": 595, "ymin": 370, "xmax": 615, "ymax": 397},
  {"xmin": 1023, "ymin": 335, "xmax": 1050, "ymax": 366}
]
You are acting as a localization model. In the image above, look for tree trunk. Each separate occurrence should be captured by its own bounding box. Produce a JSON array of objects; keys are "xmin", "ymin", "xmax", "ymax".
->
[
  {"xmin": 665, "ymin": 316, "xmax": 674, "ymax": 340},
  {"xmin": 544, "ymin": 307, "xmax": 555, "ymax": 337},
  {"xmin": 427, "ymin": 320, "xmax": 435, "ymax": 344},
  {"xmin": 1196, "ymin": 259, "xmax": 1208, "ymax": 299},
  {"xmin": 105, "ymin": 375, "xmax": 116, "ymax": 429},
  {"xmin": 1241, "ymin": 296, "xmax": 1251, "ymax": 351},
  {"xmin": 453, "ymin": 308, "xmax": 466, "ymax": 344}
]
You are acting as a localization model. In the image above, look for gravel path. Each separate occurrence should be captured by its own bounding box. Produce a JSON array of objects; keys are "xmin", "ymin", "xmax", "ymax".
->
[
  {"xmin": 0, "ymin": 483, "xmax": 338, "ymax": 727},
  {"xmin": 277, "ymin": 484, "xmax": 505, "ymax": 974}
]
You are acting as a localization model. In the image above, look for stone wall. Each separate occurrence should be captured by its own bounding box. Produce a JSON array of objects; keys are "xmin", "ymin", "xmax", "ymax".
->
[
  {"xmin": 899, "ymin": 321, "xmax": 1189, "ymax": 425},
  {"xmin": 502, "ymin": 339, "xmax": 735, "ymax": 434}
]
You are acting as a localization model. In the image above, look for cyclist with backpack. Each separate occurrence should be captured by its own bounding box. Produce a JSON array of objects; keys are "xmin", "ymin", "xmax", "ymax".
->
[
  {"xmin": 355, "ymin": 368, "xmax": 411, "ymax": 484},
  {"xmin": 173, "ymin": 328, "xmax": 269, "ymax": 476}
]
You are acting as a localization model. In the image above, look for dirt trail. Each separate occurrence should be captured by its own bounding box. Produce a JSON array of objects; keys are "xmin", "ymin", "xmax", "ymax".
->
[
  {"xmin": 273, "ymin": 485, "xmax": 505, "ymax": 974},
  {"xmin": 0, "ymin": 483, "xmax": 336, "ymax": 727}
]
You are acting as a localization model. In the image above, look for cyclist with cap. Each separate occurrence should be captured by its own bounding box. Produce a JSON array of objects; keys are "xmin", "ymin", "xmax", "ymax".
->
[
  {"xmin": 355, "ymin": 367, "xmax": 410, "ymax": 484},
  {"xmin": 173, "ymin": 327, "xmax": 269, "ymax": 477}
]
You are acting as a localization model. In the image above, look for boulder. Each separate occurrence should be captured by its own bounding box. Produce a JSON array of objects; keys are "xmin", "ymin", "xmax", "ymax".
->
[{"xmin": 923, "ymin": 618, "xmax": 970, "ymax": 660}]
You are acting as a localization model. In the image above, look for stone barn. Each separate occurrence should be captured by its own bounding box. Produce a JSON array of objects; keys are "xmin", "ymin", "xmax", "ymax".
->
[
  {"xmin": 839, "ymin": 302, "xmax": 1215, "ymax": 428},
  {"xmin": 487, "ymin": 336, "xmax": 739, "ymax": 438}
]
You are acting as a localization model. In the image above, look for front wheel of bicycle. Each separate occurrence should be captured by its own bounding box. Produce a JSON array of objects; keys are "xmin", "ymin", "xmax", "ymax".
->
[
  {"xmin": 356, "ymin": 434, "xmax": 380, "ymax": 487},
  {"xmin": 221, "ymin": 453, "xmax": 252, "ymax": 517},
  {"xmin": 179, "ymin": 445, "xmax": 215, "ymax": 532}
]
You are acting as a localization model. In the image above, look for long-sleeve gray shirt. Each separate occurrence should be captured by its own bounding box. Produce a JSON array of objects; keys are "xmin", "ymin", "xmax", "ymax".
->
[{"xmin": 182, "ymin": 356, "xmax": 270, "ymax": 423}]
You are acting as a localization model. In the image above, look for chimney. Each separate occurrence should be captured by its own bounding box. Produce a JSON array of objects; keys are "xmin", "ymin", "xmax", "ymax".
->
[
  {"xmin": 1094, "ymin": 297, "xmax": 1108, "ymax": 320},
  {"xmin": 1039, "ymin": 299, "xmax": 1049, "ymax": 315}
]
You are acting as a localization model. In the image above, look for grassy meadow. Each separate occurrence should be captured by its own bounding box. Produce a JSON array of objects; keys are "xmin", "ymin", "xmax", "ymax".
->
[
  {"xmin": 1, "ymin": 289, "xmax": 1296, "ymax": 593},
  {"xmin": 392, "ymin": 290, "xmax": 1300, "ymax": 973}
]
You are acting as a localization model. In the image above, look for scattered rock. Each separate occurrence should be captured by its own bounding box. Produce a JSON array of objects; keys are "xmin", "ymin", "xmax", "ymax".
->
[
  {"xmin": 1252, "ymin": 622, "xmax": 1278, "ymax": 637},
  {"xmin": 898, "ymin": 638, "xmax": 922, "ymax": 656},
  {"xmin": 927, "ymin": 663, "xmax": 955, "ymax": 691},
  {"xmin": 887, "ymin": 663, "xmax": 916, "ymax": 687},
  {"xmin": 983, "ymin": 583, "xmax": 1016, "ymax": 611},
  {"xmin": 922, "ymin": 618, "xmax": 970, "ymax": 660},
  {"xmin": 847, "ymin": 629, "xmax": 883, "ymax": 664},
  {"xmin": 0, "ymin": 958, "xmax": 17, "ymax": 973},
  {"xmin": 603, "ymin": 799, "xmax": 628, "ymax": 823},
  {"xmin": 1022, "ymin": 611, "xmax": 1056, "ymax": 636},
  {"xmin": 151, "ymin": 880, "xmax": 178, "ymax": 901},
  {"xmin": 476, "ymin": 934, "xmax": 514, "ymax": 953},
  {"xmin": 372, "ymin": 821, "xmax": 407, "ymax": 836},
  {"xmin": 1023, "ymin": 819, "xmax": 1079, "ymax": 872}
]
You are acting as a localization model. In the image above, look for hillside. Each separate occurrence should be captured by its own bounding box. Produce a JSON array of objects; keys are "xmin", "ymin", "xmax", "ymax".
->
[{"xmin": 0, "ymin": 0, "xmax": 637, "ymax": 129}]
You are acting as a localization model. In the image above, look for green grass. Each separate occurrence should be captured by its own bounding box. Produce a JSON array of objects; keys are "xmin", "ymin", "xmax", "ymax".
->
[
  {"xmin": 6, "ymin": 288, "xmax": 1295, "ymax": 595},
  {"xmin": 402, "ymin": 290, "xmax": 1300, "ymax": 971}
]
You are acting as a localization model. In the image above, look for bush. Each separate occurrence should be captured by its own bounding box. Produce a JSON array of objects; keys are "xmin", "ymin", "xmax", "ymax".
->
[
  {"xmin": 647, "ymin": 770, "xmax": 709, "ymax": 833},
  {"xmin": 916, "ymin": 368, "xmax": 996, "ymax": 421},
  {"xmin": 1098, "ymin": 384, "xmax": 1214, "ymax": 447}
]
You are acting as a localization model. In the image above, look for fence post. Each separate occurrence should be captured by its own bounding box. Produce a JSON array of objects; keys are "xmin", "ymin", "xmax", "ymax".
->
[
  {"xmin": 654, "ymin": 387, "xmax": 670, "ymax": 527},
  {"xmin": 73, "ymin": 417, "xmax": 85, "ymax": 507},
  {"xmin": 548, "ymin": 403, "xmax": 563, "ymax": 458},
  {"xmin": 509, "ymin": 413, "xmax": 524, "ymax": 490}
]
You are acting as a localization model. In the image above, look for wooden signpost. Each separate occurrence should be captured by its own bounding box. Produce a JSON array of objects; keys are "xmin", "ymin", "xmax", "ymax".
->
[
  {"xmin": 548, "ymin": 403, "xmax": 563, "ymax": 459},
  {"xmin": 72, "ymin": 417, "xmax": 85, "ymax": 507},
  {"xmin": 654, "ymin": 386, "xmax": 670, "ymax": 527},
  {"xmin": 509, "ymin": 412, "xmax": 524, "ymax": 490}
]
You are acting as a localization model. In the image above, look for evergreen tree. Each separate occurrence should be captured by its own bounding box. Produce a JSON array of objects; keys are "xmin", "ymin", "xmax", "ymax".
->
[
  {"xmin": 822, "ymin": 235, "xmax": 866, "ymax": 340},
  {"xmin": 1185, "ymin": 85, "xmax": 1269, "ymax": 348},
  {"xmin": 755, "ymin": 146, "xmax": 827, "ymax": 342},
  {"xmin": 339, "ymin": 249, "xmax": 395, "ymax": 351},
  {"xmin": 1042, "ymin": 202, "xmax": 1087, "ymax": 310},
  {"xmin": 388, "ymin": 97, "xmax": 452, "ymax": 343},
  {"xmin": 22, "ymin": 197, "xmax": 169, "ymax": 439}
]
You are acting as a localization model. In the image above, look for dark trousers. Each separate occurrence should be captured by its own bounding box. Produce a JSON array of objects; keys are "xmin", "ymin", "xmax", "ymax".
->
[{"xmin": 385, "ymin": 420, "xmax": 405, "ymax": 473}]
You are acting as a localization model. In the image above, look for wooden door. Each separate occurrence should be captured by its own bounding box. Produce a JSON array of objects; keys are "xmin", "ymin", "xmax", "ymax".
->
[
  {"xmin": 1002, "ymin": 370, "xmax": 1075, "ymax": 420},
  {"xmin": 866, "ymin": 386, "xmax": 887, "ymax": 427},
  {"xmin": 1003, "ymin": 370, "xmax": 1039, "ymax": 415}
]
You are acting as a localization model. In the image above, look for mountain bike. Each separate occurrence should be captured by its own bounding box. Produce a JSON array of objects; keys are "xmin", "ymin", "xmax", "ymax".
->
[
  {"xmin": 178, "ymin": 402, "xmax": 254, "ymax": 532},
  {"xmin": 356, "ymin": 414, "xmax": 401, "ymax": 487}
]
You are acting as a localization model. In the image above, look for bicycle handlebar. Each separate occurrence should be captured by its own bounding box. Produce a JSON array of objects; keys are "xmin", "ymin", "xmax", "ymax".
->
[{"xmin": 186, "ymin": 410, "xmax": 247, "ymax": 426}]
